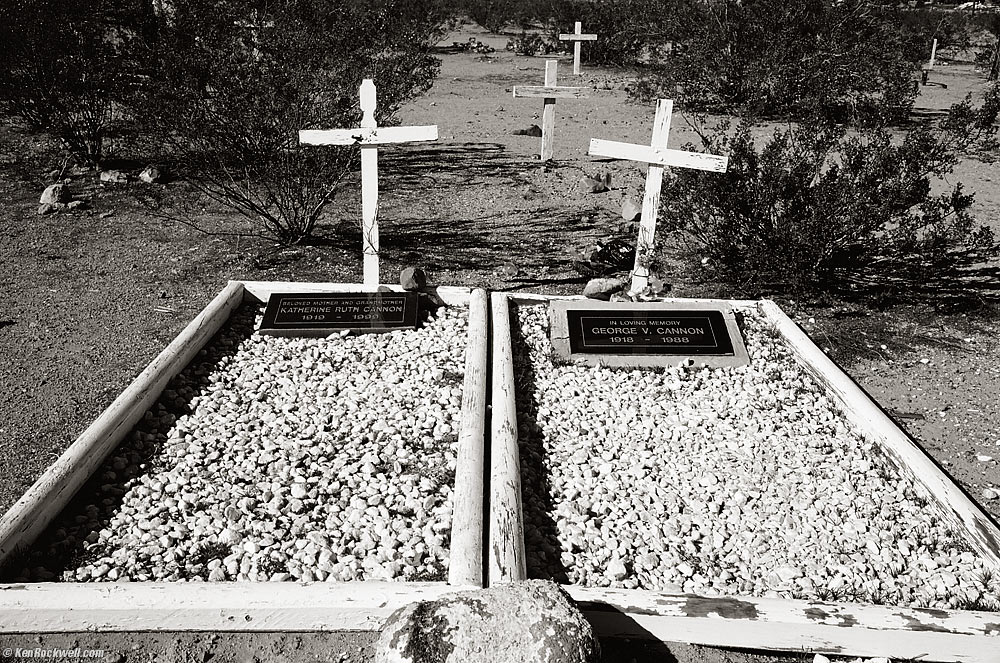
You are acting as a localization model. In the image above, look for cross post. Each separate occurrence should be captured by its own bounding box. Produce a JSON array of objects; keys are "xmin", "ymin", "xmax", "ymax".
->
[
  {"xmin": 299, "ymin": 79, "xmax": 438, "ymax": 286},
  {"xmin": 512, "ymin": 60, "xmax": 588, "ymax": 161},
  {"xmin": 588, "ymin": 99, "xmax": 729, "ymax": 295},
  {"xmin": 558, "ymin": 21, "xmax": 597, "ymax": 75}
]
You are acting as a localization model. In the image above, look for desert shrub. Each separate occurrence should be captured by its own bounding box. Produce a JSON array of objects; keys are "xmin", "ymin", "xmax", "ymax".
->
[
  {"xmin": 975, "ymin": 15, "xmax": 1000, "ymax": 81},
  {"xmin": 637, "ymin": 0, "xmax": 920, "ymax": 125},
  {"xmin": 659, "ymin": 104, "xmax": 1000, "ymax": 300},
  {"xmin": 139, "ymin": 0, "xmax": 450, "ymax": 245},
  {"xmin": 541, "ymin": 0, "xmax": 690, "ymax": 67},
  {"xmin": 888, "ymin": 7, "xmax": 981, "ymax": 62},
  {"xmin": 456, "ymin": 0, "xmax": 535, "ymax": 32},
  {"xmin": 0, "ymin": 0, "xmax": 154, "ymax": 166},
  {"xmin": 506, "ymin": 31, "xmax": 557, "ymax": 56}
]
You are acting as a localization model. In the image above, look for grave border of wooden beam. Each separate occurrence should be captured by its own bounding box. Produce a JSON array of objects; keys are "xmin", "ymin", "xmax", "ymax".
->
[
  {"xmin": 0, "ymin": 280, "xmax": 488, "ymax": 633},
  {"xmin": 488, "ymin": 292, "xmax": 1000, "ymax": 662},
  {"xmin": 0, "ymin": 581, "xmax": 474, "ymax": 633}
]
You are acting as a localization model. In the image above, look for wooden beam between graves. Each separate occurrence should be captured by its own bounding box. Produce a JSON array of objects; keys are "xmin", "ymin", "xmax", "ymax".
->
[
  {"xmin": 511, "ymin": 87, "xmax": 589, "ymax": 99},
  {"xmin": 568, "ymin": 586, "xmax": 1000, "ymax": 663},
  {"xmin": 589, "ymin": 139, "xmax": 729, "ymax": 172},
  {"xmin": 0, "ymin": 581, "xmax": 468, "ymax": 632},
  {"xmin": 0, "ymin": 281, "xmax": 246, "ymax": 567},
  {"xmin": 488, "ymin": 293, "xmax": 527, "ymax": 585},
  {"xmin": 449, "ymin": 288, "xmax": 489, "ymax": 587},
  {"xmin": 299, "ymin": 125, "xmax": 438, "ymax": 146},
  {"xmin": 759, "ymin": 300, "xmax": 1000, "ymax": 570}
]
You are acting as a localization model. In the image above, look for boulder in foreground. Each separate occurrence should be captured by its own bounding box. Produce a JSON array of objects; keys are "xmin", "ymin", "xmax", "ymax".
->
[{"xmin": 375, "ymin": 580, "xmax": 599, "ymax": 663}]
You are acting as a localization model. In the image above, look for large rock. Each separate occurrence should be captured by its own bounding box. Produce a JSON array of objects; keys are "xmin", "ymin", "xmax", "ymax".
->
[
  {"xmin": 583, "ymin": 277, "xmax": 626, "ymax": 300},
  {"xmin": 39, "ymin": 183, "xmax": 71, "ymax": 205},
  {"xmin": 376, "ymin": 580, "xmax": 599, "ymax": 663}
]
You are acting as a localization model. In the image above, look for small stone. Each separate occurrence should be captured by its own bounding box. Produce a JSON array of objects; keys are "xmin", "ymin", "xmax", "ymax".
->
[
  {"xmin": 580, "ymin": 172, "xmax": 611, "ymax": 193},
  {"xmin": 139, "ymin": 165, "xmax": 168, "ymax": 183},
  {"xmin": 40, "ymin": 183, "xmax": 71, "ymax": 204},
  {"xmin": 512, "ymin": 125, "xmax": 543, "ymax": 137},
  {"xmin": 813, "ymin": 655, "xmax": 831, "ymax": 663},
  {"xmin": 620, "ymin": 197, "xmax": 641, "ymax": 222},
  {"xmin": 583, "ymin": 277, "xmax": 626, "ymax": 300},
  {"xmin": 290, "ymin": 483, "xmax": 308, "ymax": 500},
  {"xmin": 982, "ymin": 488, "xmax": 999, "ymax": 500},
  {"xmin": 100, "ymin": 170, "xmax": 128, "ymax": 184},
  {"xmin": 400, "ymin": 267, "xmax": 426, "ymax": 291}
]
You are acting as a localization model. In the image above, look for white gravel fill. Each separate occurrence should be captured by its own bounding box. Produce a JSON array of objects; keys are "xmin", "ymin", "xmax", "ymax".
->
[
  {"xmin": 514, "ymin": 303, "xmax": 1000, "ymax": 611},
  {"xmin": 60, "ymin": 304, "xmax": 469, "ymax": 583}
]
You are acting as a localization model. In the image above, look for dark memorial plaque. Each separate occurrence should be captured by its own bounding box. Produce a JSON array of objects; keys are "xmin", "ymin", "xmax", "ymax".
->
[
  {"xmin": 567, "ymin": 309, "xmax": 734, "ymax": 355},
  {"xmin": 550, "ymin": 300, "xmax": 749, "ymax": 368},
  {"xmin": 258, "ymin": 292, "xmax": 419, "ymax": 337}
]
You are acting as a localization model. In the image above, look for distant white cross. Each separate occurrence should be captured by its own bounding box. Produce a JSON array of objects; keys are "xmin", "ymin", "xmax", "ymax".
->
[
  {"xmin": 512, "ymin": 60, "xmax": 588, "ymax": 161},
  {"xmin": 299, "ymin": 79, "xmax": 438, "ymax": 286},
  {"xmin": 558, "ymin": 21, "xmax": 597, "ymax": 75},
  {"xmin": 589, "ymin": 99, "xmax": 729, "ymax": 295}
]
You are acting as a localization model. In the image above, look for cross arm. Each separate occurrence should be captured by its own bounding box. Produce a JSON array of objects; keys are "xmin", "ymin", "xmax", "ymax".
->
[
  {"xmin": 558, "ymin": 33, "xmax": 597, "ymax": 41},
  {"xmin": 512, "ymin": 86, "xmax": 589, "ymax": 99},
  {"xmin": 588, "ymin": 139, "xmax": 729, "ymax": 173},
  {"xmin": 299, "ymin": 125, "xmax": 438, "ymax": 146}
]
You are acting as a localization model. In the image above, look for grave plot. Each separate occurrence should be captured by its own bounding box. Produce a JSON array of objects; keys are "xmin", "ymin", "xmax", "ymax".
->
[
  {"xmin": 488, "ymin": 292, "xmax": 1000, "ymax": 661},
  {"xmin": 0, "ymin": 281, "xmax": 487, "ymax": 631}
]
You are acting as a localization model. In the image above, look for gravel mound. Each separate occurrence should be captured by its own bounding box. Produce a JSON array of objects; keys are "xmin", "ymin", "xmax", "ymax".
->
[
  {"xmin": 12, "ymin": 303, "xmax": 469, "ymax": 583},
  {"xmin": 513, "ymin": 303, "xmax": 1000, "ymax": 611}
]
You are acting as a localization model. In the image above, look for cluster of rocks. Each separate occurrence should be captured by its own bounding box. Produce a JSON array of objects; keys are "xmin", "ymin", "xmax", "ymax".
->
[
  {"xmin": 16, "ymin": 304, "xmax": 469, "ymax": 583},
  {"xmin": 513, "ymin": 303, "xmax": 999, "ymax": 611}
]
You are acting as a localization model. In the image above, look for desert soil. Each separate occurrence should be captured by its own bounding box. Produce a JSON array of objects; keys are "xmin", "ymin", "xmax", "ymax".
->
[{"xmin": 1, "ymin": 23, "xmax": 999, "ymax": 663}]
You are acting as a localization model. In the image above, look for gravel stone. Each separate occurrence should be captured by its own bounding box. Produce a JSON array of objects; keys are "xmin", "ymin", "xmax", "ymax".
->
[
  {"xmin": 20, "ymin": 304, "xmax": 468, "ymax": 584},
  {"xmin": 513, "ymin": 302, "xmax": 998, "ymax": 611}
]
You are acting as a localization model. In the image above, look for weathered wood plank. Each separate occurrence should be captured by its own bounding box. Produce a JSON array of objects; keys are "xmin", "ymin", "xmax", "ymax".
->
[
  {"xmin": 511, "ymin": 87, "xmax": 589, "ymax": 99},
  {"xmin": 759, "ymin": 300, "xmax": 1000, "ymax": 570},
  {"xmin": 488, "ymin": 293, "xmax": 526, "ymax": 585},
  {"xmin": 449, "ymin": 289, "xmax": 489, "ymax": 587},
  {"xmin": 630, "ymin": 99, "xmax": 672, "ymax": 293},
  {"xmin": 0, "ymin": 581, "xmax": 466, "ymax": 632},
  {"xmin": 299, "ymin": 125, "xmax": 438, "ymax": 146},
  {"xmin": 0, "ymin": 281, "xmax": 246, "ymax": 566},
  {"xmin": 589, "ymin": 139, "xmax": 729, "ymax": 172},
  {"xmin": 569, "ymin": 587, "xmax": 1000, "ymax": 663},
  {"xmin": 540, "ymin": 61, "xmax": 557, "ymax": 161}
]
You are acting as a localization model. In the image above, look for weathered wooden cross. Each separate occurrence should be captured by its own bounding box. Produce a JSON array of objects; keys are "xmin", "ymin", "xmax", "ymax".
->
[
  {"xmin": 558, "ymin": 21, "xmax": 597, "ymax": 75},
  {"xmin": 299, "ymin": 79, "xmax": 438, "ymax": 286},
  {"xmin": 589, "ymin": 99, "xmax": 729, "ymax": 295},
  {"xmin": 512, "ymin": 60, "xmax": 588, "ymax": 161}
]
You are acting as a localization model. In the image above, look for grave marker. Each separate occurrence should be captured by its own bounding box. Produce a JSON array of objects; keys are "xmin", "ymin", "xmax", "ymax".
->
[
  {"xmin": 258, "ymin": 292, "xmax": 419, "ymax": 337},
  {"xmin": 512, "ymin": 61, "xmax": 589, "ymax": 161},
  {"xmin": 589, "ymin": 99, "xmax": 728, "ymax": 294},
  {"xmin": 299, "ymin": 80, "xmax": 438, "ymax": 286},
  {"xmin": 559, "ymin": 21, "xmax": 597, "ymax": 75},
  {"xmin": 548, "ymin": 300, "xmax": 749, "ymax": 368}
]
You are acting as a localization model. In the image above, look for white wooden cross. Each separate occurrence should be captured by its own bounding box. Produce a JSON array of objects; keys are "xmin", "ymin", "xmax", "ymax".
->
[
  {"xmin": 512, "ymin": 60, "xmax": 588, "ymax": 161},
  {"xmin": 299, "ymin": 79, "xmax": 438, "ymax": 286},
  {"xmin": 929, "ymin": 38, "xmax": 939, "ymax": 70},
  {"xmin": 558, "ymin": 21, "xmax": 597, "ymax": 75},
  {"xmin": 589, "ymin": 99, "xmax": 729, "ymax": 295}
]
